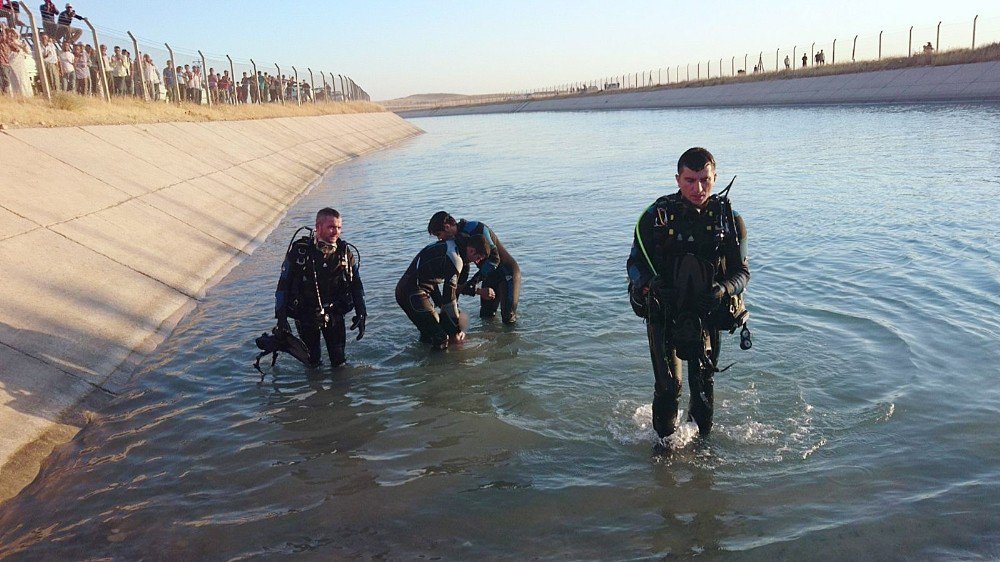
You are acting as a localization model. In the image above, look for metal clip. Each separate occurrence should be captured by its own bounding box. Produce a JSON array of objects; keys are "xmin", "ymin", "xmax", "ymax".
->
[{"xmin": 740, "ymin": 325, "xmax": 752, "ymax": 350}]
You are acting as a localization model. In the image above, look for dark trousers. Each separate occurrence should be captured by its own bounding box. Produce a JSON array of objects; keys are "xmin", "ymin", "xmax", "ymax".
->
[
  {"xmin": 395, "ymin": 277, "xmax": 449, "ymax": 346},
  {"xmin": 646, "ymin": 318, "xmax": 719, "ymax": 439},
  {"xmin": 480, "ymin": 262, "xmax": 521, "ymax": 323},
  {"xmin": 294, "ymin": 314, "xmax": 346, "ymax": 367}
]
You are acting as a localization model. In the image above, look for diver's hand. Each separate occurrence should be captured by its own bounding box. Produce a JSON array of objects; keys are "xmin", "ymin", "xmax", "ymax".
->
[
  {"xmin": 450, "ymin": 331, "xmax": 466, "ymax": 344},
  {"xmin": 477, "ymin": 287, "xmax": 496, "ymax": 300},
  {"xmin": 700, "ymin": 283, "xmax": 726, "ymax": 312},
  {"xmin": 276, "ymin": 317, "xmax": 291, "ymax": 334},
  {"xmin": 350, "ymin": 314, "xmax": 366, "ymax": 340}
]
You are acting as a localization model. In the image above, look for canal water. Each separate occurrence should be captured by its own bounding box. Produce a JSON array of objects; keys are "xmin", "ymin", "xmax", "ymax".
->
[{"xmin": 1, "ymin": 106, "xmax": 998, "ymax": 559}]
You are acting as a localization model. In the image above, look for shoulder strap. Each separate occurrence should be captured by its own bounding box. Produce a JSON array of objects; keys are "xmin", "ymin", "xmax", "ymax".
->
[{"xmin": 634, "ymin": 206, "xmax": 658, "ymax": 276}]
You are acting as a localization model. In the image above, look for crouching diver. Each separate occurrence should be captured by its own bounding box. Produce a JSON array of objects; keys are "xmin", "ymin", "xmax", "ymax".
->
[
  {"xmin": 428, "ymin": 211, "xmax": 521, "ymax": 324},
  {"xmin": 627, "ymin": 147, "xmax": 751, "ymax": 440},
  {"xmin": 274, "ymin": 207, "xmax": 366, "ymax": 368},
  {"xmin": 395, "ymin": 233, "xmax": 491, "ymax": 349}
]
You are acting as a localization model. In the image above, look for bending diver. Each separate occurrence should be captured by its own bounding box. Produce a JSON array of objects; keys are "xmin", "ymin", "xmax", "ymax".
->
[{"xmin": 428, "ymin": 211, "xmax": 521, "ymax": 324}]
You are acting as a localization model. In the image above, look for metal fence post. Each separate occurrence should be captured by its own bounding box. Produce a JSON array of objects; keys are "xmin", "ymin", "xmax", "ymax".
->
[
  {"xmin": 20, "ymin": 7, "xmax": 50, "ymax": 101},
  {"xmin": 731, "ymin": 56, "xmax": 735, "ymax": 76},
  {"xmin": 775, "ymin": 49, "xmax": 779, "ymax": 71},
  {"xmin": 226, "ymin": 54, "xmax": 236, "ymax": 104},
  {"xmin": 744, "ymin": 53, "xmax": 748, "ymax": 72},
  {"xmin": 878, "ymin": 30, "xmax": 883, "ymax": 60},
  {"xmin": 198, "ymin": 50, "xmax": 209, "ymax": 106},
  {"xmin": 292, "ymin": 66, "xmax": 300, "ymax": 105},
  {"xmin": 165, "ymin": 43, "xmax": 181, "ymax": 104},
  {"xmin": 832, "ymin": 39, "xmax": 836, "ymax": 64},
  {"xmin": 972, "ymin": 15, "xmax": 978, "ymax": 49},
  {"xmin": 793, "ymin": 47, "xmax": 797, "ymax": 69},
  {"xmin": 250, "ymin": 59, "xmax": 259, "ymax": 103},
  {"xmin": 810, "ymin": 43, "xmax": 815, "ymax": 66},
  {"xmin": 274, "ymin": 63, "xmax": 282, "ymax": 104},
  {"xmin": 909, "ymin": 26, "xmax": 913, "ymax": 56},
  {"xmin": 936, "ymin": 21, "xmax": 941, "ymax": 51},
  {"xmin": 852, "ymin": 35, "xmax": 858, "ymax": 61},
  {"xmin": 128, "ymin": 32, "xmax": 150, "ymax": 101},
  {"xmin": 84, "ymin": 18, "xmax": 110, "ymax": 101}
]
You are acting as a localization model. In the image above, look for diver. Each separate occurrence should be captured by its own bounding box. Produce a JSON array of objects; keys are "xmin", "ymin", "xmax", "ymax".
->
[
  {"xmin": 274, "ymin": 207, "xmax": 366, "ymax": 367},
  {"xmin": 427, "ymin": 211, "xmax": 521, "ymax": 324},
  {"xmin": 395, "ymin": 233, "xmax": 491, "ymax": 350},
  {"xmin": 627, "ymin": 147, "xmax": 750, "ymax": 440}
]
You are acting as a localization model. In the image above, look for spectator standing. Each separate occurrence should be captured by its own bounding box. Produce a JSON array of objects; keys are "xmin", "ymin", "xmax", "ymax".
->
[
  {"xmin": 142, "ymin": 53, "xmax": 160, "ymax": 100},
  {"xmin": 57, "ymin": 40, "xmax": 74, "ymax": 91},
  {"xmin": 784, "ymin": 54, "xmax": 790, "ymax": 70},
  {"xmin": 256, "ymin": 71, "xmax": 265, "ymax": 103},
  {"xmin": 162, "ymin": 59, "xmax": 175, "ymax": 102},
  {"xmin": 73, "ymin": 42, "xmax": 90, "ymax": 95},
  {"xmin": 110, "ymin": 45, "xmax": 126, "ymax": 95},
  {"xmin": 7, "ymin": 29, "xmax": 32, "ymax": 97},
  {"xmin": 218, "ymin": 69, "xmax": 231, "ymax": 104},
  {"xmin": 57, "ymin": 3, "xmax": 83, "ymax": 45},
  {"xmin": 801, "ymin": 53, "xmax": 807, "ymax": 67},
  {"xmin": 85, "ymin": 43, "xmax": 98, "ymax": 93},
  {"xmin": 240, "ymin": 71, "xmax": 251, "ymax": 103},
  {"xmin": 0, "ymin": 27, "xmax": 14, "ymax": 95},
  {"xmin": 207, "ymin": 66, "xmax": 217, "ymax": 104},
  {"xmin": 40, "ymin": 33, "xmax": 59, "ymax": 91},
  {"xmin": 39, "ymin": 0, "xmax": 58, "ymax": 36},
  {"xmin": 190, "ymin": 65, "xmax": 202, "ymax": 103},
  {"xmin": 120, "ymin": 48, "xmax": 134, "ymax": 96},
  {"xmin": 98, "ymin": 43, "xmax": 109, "ymax": 96}
]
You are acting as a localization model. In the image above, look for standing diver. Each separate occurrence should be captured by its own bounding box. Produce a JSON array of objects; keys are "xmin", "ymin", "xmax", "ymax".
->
[
  {"xmin": 627, "ymin": 147, "xmax": 750, "ymax": 440},
  {"xmin": 274, "ymin": 207, "xmax": 366, "ymax": 367},
  {"xmin": 395, "ymin": 233, "xmax": 491, "ymax": 350},
  {"xmin": 427, "ymin": 211, "xmax": 521, "ymax": 324}
]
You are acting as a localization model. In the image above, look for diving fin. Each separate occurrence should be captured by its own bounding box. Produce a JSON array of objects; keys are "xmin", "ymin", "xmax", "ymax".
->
[{"xmin": 282, "ymin": 332, "xmax": 312, "ymax": 366}]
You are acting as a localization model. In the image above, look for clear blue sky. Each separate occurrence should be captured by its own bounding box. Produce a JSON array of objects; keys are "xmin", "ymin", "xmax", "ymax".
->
[{"xmin": 63, "ymin": 1, "xmax": 994, "ymax": 100}]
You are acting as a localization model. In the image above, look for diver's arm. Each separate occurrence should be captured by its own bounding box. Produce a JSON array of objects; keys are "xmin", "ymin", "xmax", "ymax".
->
[
  {"xmin": 627, "ymin": 206, "xmax": 656, "ymax": 289},
  {"xmin": 350, "ymin": 263, "xmax": 366, "ymax": 316},
  {"xmin": 719, "ymin": 212, "xmax": 750, "ymax": 296},
  {"xmin": 479, "ymin": 226, "xmax": 500, "ymax": 277},
  {"xmin": 275, "ymin": 253, "xmax": 293, "ymax": 319}
]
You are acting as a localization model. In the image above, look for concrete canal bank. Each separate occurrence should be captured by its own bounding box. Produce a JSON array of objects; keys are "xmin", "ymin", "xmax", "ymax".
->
[
  {"xmin": 397, "ymin": 60, "xmax": 1000, "ymax": 117},
  {"xmin": 0, "ymin": 112, "xmax": 422, "ymax": 501}
]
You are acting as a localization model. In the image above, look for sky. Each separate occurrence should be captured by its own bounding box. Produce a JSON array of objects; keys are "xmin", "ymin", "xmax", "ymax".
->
[{"xmin": 59, "ymin": 1, "xmax": 996, "ymax": 101}]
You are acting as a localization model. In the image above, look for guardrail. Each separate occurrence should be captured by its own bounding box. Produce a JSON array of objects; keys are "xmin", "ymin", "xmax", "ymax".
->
[{"xmin": 0, "ymin": 2, "xmax": 370, "ymax": 104}]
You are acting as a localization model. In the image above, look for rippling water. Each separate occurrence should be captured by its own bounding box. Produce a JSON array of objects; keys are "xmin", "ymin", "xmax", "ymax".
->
[{"xmin": 1, "ymin": 106, "xmax": 998, "ymax": 559}]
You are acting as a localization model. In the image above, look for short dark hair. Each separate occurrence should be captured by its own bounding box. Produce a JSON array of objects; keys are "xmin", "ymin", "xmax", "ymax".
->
[
  {"xmin": 427, "ymin": 211, "xmax": 456, "ymax": 235},
  {"xmin": 677, "ymin": 147, "xmax": 716, "ymax": 174},
  {"xmin": 316, "ymin": 207, "xmax": 340, "ymax": 222},
  {"xmin": 465, "ymin": 234, "xmax": 489, "ymax": 256}
]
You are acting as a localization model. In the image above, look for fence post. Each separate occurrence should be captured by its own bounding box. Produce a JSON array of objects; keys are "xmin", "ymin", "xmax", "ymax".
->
[
  {"xmin": 319, "ymin": 71, "xmax": 326, "ymax": 101},
  {"xmin": 775, "ymin": 49, "xmax": 779, "ymax": 71},
  {"xmin": 127, "ymin": 32, "xmax": 150, "ymax": 101},
  {"xmin": 198, "ymin": 50, "xmax": 210, "ymax": 106},
  {"xmin": 793, "ymin": 47, "xmax": 797, "ymax": 69},
  {"xmin": 936, "ymin": 21, "xmax": 941, "ymax": 51},
  {"xmin": 226, "ymin": 55, "xmax": 236, "ymax": 104},
  {"xmin": 744, "ymin": 53, "xmax": 748, "ymax": 72},
  {"xmin": 909, "ymin": 26, "xmax": 913, "ymax": 56},
  {"xmin": 832, "ymin": 39, "xmax": 836, "ymax": 64},
  {"xmin": 84, "ymin": 18, "xmax": 110, "ymax": 101},
  {"xmin": 719, "ymin": 58, "xmax": 722, "ymax": 77},
  {"xmin": 274, "ymin": 63, "xmax": 282, "ymax": 104},
  {"xmin": 19, "ymin": 7, "xmax": 50, "ymax": 101},
  {"xmin": 972, "ymin": 15, "xmax": 978, "ymax": 49},
  {"xmin": 250, "ymin": 58, "xmax": 259, "ymax": 103},
  {"xmin": 338, "ymin": 74, "xmax": 345, "ymax": 101},
  {"xmin": 292, "ymin": 66, "xmax": 300, "ymax": 105},
  {"xmin": 878, "ymin": 31, "xmax": 883, "ymax": 60},
  {"xmin": 307, "ymin": 67, "xmax": 315, "ymax": 103},
  {"xmin": 731, "ymin": 56, "xmax": 735, "ymax": 76},
  {"xmin": 165, "ymin": 43, "xmax": 180, "ymax": 104},
  {"xmin": 810, "ymin": 42, "xmax": 815, "ymax": 66},
  {"xmin": 852, "ymin": 35, "xmax": 858, "ymax": 61}
]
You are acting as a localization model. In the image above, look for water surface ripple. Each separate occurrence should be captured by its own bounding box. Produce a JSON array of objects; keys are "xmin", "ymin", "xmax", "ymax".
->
[{"xmin": 1, "ymin": 106, "xmax": 998, "ymax": 560}]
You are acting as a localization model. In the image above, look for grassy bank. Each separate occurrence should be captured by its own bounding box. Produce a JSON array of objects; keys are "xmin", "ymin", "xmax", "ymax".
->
[{"xmin": 0, "ymin": 95, "xmax": 384, "ymax": 130}]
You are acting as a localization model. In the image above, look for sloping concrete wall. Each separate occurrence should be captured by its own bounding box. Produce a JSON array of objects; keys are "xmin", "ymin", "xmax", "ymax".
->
[
  {"xmin": 398, "ymin": 60, "xmax": 1000, "ymax": 117},
  {"xmin": 0, "ymin": 112, "xmax": 422, "ymax": 500}
]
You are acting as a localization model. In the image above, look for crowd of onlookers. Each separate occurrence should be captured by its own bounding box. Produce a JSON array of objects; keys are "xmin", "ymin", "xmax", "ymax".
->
[{"xmin": 2, "ymin": 0, "xmax": 339, "ymax": 103}]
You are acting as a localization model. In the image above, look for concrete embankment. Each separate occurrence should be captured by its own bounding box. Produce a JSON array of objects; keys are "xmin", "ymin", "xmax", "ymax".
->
[
  {"xmin": 397, "ymin": 60, "xmax": 1000, "ymax": 117},
  {"xmin": 0, "ymin": 112, "xmax": 421, "ymax": 501}
]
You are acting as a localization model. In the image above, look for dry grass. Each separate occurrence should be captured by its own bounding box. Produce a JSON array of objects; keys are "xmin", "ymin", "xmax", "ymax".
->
[{"xmin": 0, "ymin": 95, "xmax": 384, "ymax": 129}]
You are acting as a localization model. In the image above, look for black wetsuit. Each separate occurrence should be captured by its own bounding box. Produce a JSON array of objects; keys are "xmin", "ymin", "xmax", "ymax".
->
[
  {"xmin": 456, "ymin": 219, "xmax": 521, "ymax": 324},
  {"xmin": 275, "ymin": 237, "xmax": 365, "ymax": 367},
  {"xmin": 627, "ymin": 191, "xmax": 749, "ymax": 438},
  {"xmin": 395, "ymin": 239, "xmax": 468, "ymax": 347}
]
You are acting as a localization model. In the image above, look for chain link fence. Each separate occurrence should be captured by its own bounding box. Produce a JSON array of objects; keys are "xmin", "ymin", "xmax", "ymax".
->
[{"xmin": 1, "ymin": 2, "xmax": 370, "ymax": 104}]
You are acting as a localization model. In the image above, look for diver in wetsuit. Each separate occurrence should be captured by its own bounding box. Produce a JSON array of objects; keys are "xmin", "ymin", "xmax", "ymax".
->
[
  {"xmin": 275, "ymin": 207, "xmax": 366, "ymax": 367},
  {"xmin": 395, "ymin": 234, "xmax": 491, "ymax": 349},
  {"xmin": 627, "ymin": 147, "xmax": 750, "ymax": 439},
  {"xmin": 428, "ymin": 211, "xmax": 521, "ymax": 324}
]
